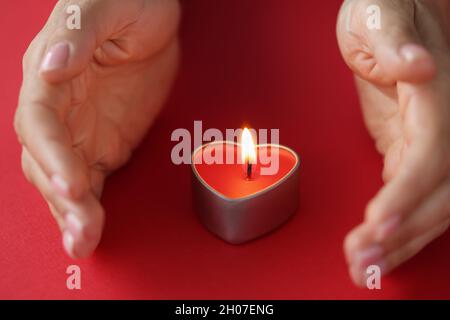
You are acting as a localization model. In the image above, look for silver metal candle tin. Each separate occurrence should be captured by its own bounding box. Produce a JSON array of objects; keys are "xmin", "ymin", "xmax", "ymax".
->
[{"xmin": 191, "ymin": 141, "xmax": 300, "ymax": 244}]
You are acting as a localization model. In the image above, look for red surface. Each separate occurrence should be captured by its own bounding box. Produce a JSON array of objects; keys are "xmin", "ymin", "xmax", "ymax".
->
[
  {"xmin": 193, "ymin": 143, "xmax": 297, "ymax": 199},
  {"xmin": 1, "ymin": 0, "xmax": 450, "ymax": 299}
]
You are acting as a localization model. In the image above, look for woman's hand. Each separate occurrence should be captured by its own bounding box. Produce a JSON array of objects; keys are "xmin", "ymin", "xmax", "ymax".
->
[
  {"xmin": 337, "ymin": 0, "xmax": 450, "ymax": 286},
  {"xmin": 14, "ymin": 0, "xmax": 180, "ymax": 258}
]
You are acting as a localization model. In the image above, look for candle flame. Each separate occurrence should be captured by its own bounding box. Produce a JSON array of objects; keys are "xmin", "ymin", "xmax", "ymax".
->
[{"xmin": 241, "ymin": 128, "xmax": 257, "ymax": 165}]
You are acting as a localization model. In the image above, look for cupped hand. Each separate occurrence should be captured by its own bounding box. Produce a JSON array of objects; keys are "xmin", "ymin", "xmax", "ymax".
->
[
  {"xmin": 14, "ymin": 0, "xmax": 180, "ymax": 258},
  {"xmin": 337, "ymin": 0, "xmax": 450, "ymax": 286}
]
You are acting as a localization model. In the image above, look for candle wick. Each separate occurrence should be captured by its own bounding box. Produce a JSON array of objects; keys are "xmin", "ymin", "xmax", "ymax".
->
[{"xmin": 247, "ymin": 162, "xmax": 252, "ymax": 180}]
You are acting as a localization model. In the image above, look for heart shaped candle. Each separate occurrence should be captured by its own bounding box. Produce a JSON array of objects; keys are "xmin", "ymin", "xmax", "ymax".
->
[{"xmin": 191, "ymin": 131, "xmax": 300, "ymax": 244}]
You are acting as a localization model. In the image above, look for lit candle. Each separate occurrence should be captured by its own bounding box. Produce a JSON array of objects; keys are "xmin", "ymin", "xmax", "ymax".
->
[
  {"xmin": 241, "ymin": 128, "xmax": 257, "ymax": 180},
  {"xmin": 191, "ymin": 127, "xmax": 300, "ymax": 244}
]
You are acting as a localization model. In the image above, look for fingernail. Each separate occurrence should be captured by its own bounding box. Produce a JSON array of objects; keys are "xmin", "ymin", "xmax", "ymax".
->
[
  {"xmin": 63, "ymin": 230, "xmax": 76, "ymax": 258},
  {"xmin": 400, "ymin": 44, "xmax": 429, "ymax": 63},
  {"xmin": 40, "ymin": 42, "xmax": 70, "ymax": 72},
  {"xmin": 376, "ymin": 215, "xmax": 401, "ymax": 241},
  {"xmin": 51, "ymin": 174, "xmax": 70, "ymax": 197},
  {"xmin": 65, "ymin": 213, "xmax": 97, "ymax": 259},
  {"xmin": 65, "ymin": 212, "xmax": 83, "ymax": 239},
  {"xmin": 354, "ymin": 245, "xmax": 384, "ymax": 270}
]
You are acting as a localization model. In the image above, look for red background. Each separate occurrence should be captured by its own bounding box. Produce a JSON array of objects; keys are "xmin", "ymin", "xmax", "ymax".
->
[{"xmin": 1, "ymin": 0, "xmax": 450, "ymax": 299}]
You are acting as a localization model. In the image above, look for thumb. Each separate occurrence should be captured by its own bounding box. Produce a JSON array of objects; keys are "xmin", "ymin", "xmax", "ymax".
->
[
  {"xmin": 38, "ymin": 0, "xmax": 143, "ymax": 83},
  {"xmin": 338, "ymin": 0, "xmax": 436, "ymax": 85}
]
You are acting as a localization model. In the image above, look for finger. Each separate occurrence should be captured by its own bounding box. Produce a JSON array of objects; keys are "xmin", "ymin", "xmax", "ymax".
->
[
  {"xmin": 344, "ymin": 223, "xmax": 382, "ymax": 287},
  {"xmin": 15, "ymin": 74, "xmax": 90, "ymax": 199},
  {"xmin": 48, "ymin": 202, "xmax": 65, "ymax": 230},
  {"xmin": 346, "ymin": 177, "xmax": 449, "ymax": 267},
  {"xmin": 90, "ymin": 169, "xmax": 106, "ymax": 198},
  {"xmin": 376, "ymin": 177, "xmax": 450, "ymax": 251},
  {"xmin": 337, "ymin": 0, "xmax": 436, "ymax": 85},
  {"xmin": 21, "ymin": 147, "xmax": 72, "ymax": 222},
  {"xmin": 22, "ymin": 147, "xmax": 105, "ymax": 259},
  {"xmin": 62, "ymin": 192, "xmax": 105, "ymax": 259},
  {"xmin": 346, "ymin": 219, "xmax": 449, "ymax": 286},
  {"xmin": 40, "ymin": 0, "xmax": 180, "ymax": 81},
  {"xmin": 39, "ymin": 0, "xmax": 149, "ymax": 82},
  {"xmin": 345, "ymin": 179, "xmax": 449, "ymax": 286},
  {"xmin": 350, "ymin": 220, "xmax": 449, "ymax": 286},
  {"xmin": 380, "ymin": 219, "xmax": 450, "ymax": 276},
  {"xmin": 365, "ymin": 88, "xmax": 449, "ymax": 233},
  {"xmin": 344, "ymin": 223, "xmax": 377, "ymax": 267}
]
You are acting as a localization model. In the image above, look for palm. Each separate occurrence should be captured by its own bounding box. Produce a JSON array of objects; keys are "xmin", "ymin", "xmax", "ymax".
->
[
  {"xmin": 55, "ymin": 4, "xmax": 179, "ymax": 194},
  {"xmin": 355, "ymin": 0, "xmax": 450, "ymax": 181},
  {"xmin": 65, "ymin": 48, "xmax": 176, "ymax": 185},
  {"xmin": 355, "ymin": 77, "xmax": 404, "ymax": 182}
]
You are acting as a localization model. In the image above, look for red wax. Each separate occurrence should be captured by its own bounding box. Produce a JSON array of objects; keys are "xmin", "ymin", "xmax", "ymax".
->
[{"xmin": 193, "ymin": 142, "xmax": 297, "ymax": 199}]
